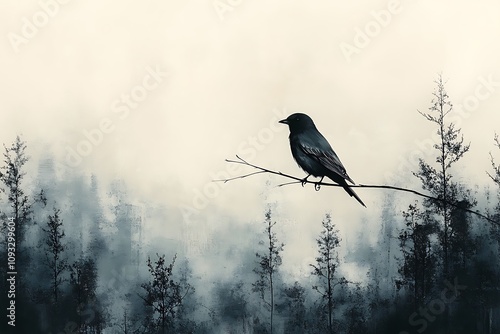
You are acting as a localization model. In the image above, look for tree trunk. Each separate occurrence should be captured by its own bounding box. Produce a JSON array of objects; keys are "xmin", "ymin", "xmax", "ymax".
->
[
  {"xmin": 327, "ymin": 253, "xmax": 332, "ymax": 333},
  {"xmin": 270, "ymin": 270, "xmax": 274, "ymax": 334}
]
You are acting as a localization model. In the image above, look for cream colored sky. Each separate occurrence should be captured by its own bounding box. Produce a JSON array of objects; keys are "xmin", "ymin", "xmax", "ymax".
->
[{"xmin": 2, "ymin": 0, "xmax": 500, "ymax": 279}]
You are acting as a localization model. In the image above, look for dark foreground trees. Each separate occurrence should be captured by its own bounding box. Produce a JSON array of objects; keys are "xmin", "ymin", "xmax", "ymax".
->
[
  {"xmin": 140, "ymin": 253, "xmax": 193, "ymax": 334},
  {"xmin": 398, "ymin": 202, "xmax": 436, "ymax": 310},
  {"xmin": 0, "ymin": 136, "xmax": 47, "ymax": 333}
]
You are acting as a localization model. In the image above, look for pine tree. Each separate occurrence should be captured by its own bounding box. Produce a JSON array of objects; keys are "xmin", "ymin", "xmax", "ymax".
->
[
  {"xmin": 0, "ymin": 136, "xmax": 45, "ymax": 333},
  {"xmin": 487, "ymin": 133, "xmax": 500, "ymax": 223},
  {"xmin": 397, "ymin": 202, "xmax": 436, "ymax": 310},
  {"xmin": 1, "ymin": 136, "xmax": 31, "ymax": 244},
  {"xmin": 70, "ymin": 256, "xmax": 107, "ymax": 333},
  {"xmin": 480, "ymin": 133, "xmax": 500, "ymax": 333},
  {"xmin": 42, "ymin": 207, "xmax": 68, "ymax": 305},
  {"xmin": 252, "ymin": 207, "xmax": 284, "ymax": 334},
  {"xmin": 141, "ymin": 253, "xmax": 189, "ymax": 334},
  {"xmin": 0, "ymin": 136, "xmax": 45, "ymax": 257},
  {"xmin": 413, "ymin": 75, "xmax": 475, "ymax": 279},
  {"xmin": 310, "ymin": 213, "xmax": 347, "ymax": 334}
]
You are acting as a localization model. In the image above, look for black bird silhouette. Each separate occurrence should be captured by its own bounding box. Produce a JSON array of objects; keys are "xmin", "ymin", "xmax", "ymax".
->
[{"xmin": 279, "ymin": 113, "xmax": 366, "ymax": 207}]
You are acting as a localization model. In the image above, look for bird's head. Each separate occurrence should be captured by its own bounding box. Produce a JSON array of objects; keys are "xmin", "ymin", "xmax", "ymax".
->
[{"xmin": 279, "ymin": 113, "xmax": 316, "ymax": 133}]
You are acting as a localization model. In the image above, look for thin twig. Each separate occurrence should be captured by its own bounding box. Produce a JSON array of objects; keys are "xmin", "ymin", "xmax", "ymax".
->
[
  {"xmin": 219, "ymin": 170, "xmax": 267, "ymax": 183},
  {"xmin": 276, "ymin": 181, "xmax": 302, "ymax": 188},
  {"xmin": 213, "ymin": 155, "xmax": 499, "ymax": 226}
]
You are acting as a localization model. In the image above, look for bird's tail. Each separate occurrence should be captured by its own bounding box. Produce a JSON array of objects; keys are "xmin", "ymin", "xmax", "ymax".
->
[{"xmin": 342, "ymin": 185, "xmax": 366, "ymax": 207}]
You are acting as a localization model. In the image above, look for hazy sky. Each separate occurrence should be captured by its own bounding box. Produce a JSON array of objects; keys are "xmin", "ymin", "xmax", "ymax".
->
[{"xmin": 2, "ymin": 0, "xmax": 500, "ymax": 281}]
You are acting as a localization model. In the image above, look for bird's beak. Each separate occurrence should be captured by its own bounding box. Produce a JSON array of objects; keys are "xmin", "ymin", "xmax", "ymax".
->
[{"xmin": 279, "ymin": 119, "xmax": 288, "ymax": 124}]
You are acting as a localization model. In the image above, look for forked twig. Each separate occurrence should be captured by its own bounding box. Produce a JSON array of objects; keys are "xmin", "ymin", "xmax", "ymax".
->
[{"xmin": 213, "ymin": 155, "xmax": 499, "ymax": 226}]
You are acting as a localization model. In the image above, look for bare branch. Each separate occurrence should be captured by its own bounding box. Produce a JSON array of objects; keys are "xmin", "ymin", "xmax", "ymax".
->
[
  {"xmin": 215, "ymin": 156, "xmax": 499, "ymax": 226},
  {"xmin": 276, "ymin": 180, "xmax": 303, "ymax": 188},
  {"xmin": 417, "ymin": 109, "xmax": 438, "ymax": 123},
  {"xmin": 494, "ymin": 132, "xmax": 500, "ymax": 149},
  {"xmin": 218, "ymin": 170, "xmax": 267, "ymax": 183}
]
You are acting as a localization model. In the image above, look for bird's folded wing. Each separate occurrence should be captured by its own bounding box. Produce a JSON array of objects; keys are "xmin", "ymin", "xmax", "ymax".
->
[{"xmin": 299, "ymin": 144, "xmax": 355, "ymax": 184}]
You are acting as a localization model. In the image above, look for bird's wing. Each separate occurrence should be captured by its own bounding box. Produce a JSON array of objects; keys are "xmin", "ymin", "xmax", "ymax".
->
[{"xmin": 299, "ymin": 141, "xmax": 355, "ymax": 184}]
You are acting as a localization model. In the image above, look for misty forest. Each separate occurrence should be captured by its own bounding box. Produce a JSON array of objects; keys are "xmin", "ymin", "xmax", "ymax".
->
[{"xmin": 2, "ymin": 77, "xmax": 500, "ymax": 334}]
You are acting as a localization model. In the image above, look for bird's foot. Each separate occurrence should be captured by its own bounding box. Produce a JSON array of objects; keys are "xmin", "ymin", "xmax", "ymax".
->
[
  {"xmin": 300, "ymin": 175, "xmax": 311, "ymax": 187},
  {"xmin": 314, "ymin": 176, "xmax": 324, "ymax": 191}
]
